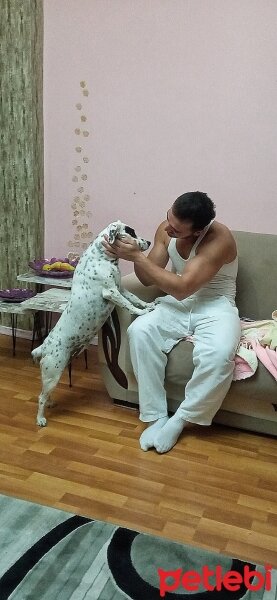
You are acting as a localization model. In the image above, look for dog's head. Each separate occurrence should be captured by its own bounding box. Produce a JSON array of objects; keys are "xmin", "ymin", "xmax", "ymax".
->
[{"xmin": 106, "ymin": 221, "xmax": 151, "ymax": 251}]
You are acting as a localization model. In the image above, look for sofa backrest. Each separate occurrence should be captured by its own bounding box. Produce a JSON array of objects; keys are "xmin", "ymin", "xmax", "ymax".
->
[{"xmin": 233, "ymin": 230, "xmax": 276, "ymax": 320}]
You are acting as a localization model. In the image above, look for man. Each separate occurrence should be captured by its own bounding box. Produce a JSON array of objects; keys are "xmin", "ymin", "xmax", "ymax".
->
[{"xmin": 102, "ymin": 191, "xmax": 241, "ymax": 453}]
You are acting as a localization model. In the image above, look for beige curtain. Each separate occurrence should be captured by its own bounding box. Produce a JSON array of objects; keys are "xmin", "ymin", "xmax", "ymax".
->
[{"xmin": 0, "ymin": 0, "xmax": 44, "ymax": 330}]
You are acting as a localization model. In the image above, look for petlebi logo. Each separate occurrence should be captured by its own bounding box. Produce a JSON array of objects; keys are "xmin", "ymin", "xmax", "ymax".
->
[{"xmin": 158, "ymin": 564, "xmax": 272, "ymax": 596}]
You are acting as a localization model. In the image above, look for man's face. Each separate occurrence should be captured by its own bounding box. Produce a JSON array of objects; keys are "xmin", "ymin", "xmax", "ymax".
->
[{"xmin": 165, "ymin": 208, "xmax": 201, "ymax": 239}]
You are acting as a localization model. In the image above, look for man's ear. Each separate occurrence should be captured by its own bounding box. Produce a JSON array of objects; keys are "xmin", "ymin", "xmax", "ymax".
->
[{"xmin": 107, "ymin": 222, "xmax": 121, "ymax": 244}]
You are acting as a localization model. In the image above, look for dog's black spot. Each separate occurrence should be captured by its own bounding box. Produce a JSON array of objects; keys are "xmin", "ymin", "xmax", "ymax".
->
[{"xmin": 124, "ymin": 226, "xmax": 137, "ymax": 238}]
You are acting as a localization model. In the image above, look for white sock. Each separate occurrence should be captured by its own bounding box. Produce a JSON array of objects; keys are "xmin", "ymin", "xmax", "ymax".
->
[
  {"xmin": 139, "ymin": 417, "xmax": 169, "ymax": 451},
  {"xmin": 154, "ymin": 415, "xmax": 194, "ymax": 453}
]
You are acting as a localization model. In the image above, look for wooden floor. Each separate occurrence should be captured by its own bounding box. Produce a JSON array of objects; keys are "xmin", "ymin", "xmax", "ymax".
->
[{"xmin": 0, "ymin": 334, "xmax": 276, "ymax": 567}]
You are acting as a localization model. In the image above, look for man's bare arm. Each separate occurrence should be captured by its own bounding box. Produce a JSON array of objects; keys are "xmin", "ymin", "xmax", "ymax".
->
[
  {"xmin": 102, "ymin": 221, "xmax": 236, "ymax": 300},
  {"xmin": 133, "ymin": 234, "xmax": 235, "ymax": 300},
  {"xmin": 134, "ymin": 221, "xmax": 169, "ymax": 286}
]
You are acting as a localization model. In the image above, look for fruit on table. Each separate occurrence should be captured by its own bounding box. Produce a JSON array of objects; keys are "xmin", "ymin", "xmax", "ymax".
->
[
  {"xmin": 42, "ymin": 262, "xmax": 75, "ymax": 272},
  {"xmin": 60, "ymin": 263, "xmax": 75, "ymax": 271}
]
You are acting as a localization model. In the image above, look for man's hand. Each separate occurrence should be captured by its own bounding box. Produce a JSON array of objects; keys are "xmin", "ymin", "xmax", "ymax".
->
[{"xmin": 102, "ymin": 235, "xmax": 141, "ymax": 262}]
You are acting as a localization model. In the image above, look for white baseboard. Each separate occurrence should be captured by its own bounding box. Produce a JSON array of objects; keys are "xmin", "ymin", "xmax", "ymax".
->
[
  {"xmin": 0, "ymin": 325, "xmax": 98, "ymax": 346},
  {"xmin": 0, "ymin": 326, "xmax": 33, "ymax": 339}
]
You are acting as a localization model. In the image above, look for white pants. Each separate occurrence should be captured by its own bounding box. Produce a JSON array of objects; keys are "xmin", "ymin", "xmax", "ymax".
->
[{"xmin": 127, "ymin": 294, "xmax": 241, "ymax": 426}]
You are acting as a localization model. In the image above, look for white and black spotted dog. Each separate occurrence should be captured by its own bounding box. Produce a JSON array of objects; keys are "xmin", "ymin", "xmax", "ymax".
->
[{"xmin": 32, "ymin": 221, "xmax": 155, "ymax": 426}]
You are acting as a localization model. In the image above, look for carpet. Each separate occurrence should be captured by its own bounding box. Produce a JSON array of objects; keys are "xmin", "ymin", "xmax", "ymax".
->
[{"xmin": 0, "ymin": 494, "xmax": 276, "ymax": 599}]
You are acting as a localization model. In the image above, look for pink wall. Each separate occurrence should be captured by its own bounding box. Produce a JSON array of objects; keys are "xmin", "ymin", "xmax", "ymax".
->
[{"xmin": 44, "ymin": 0, "xmax": 277, "ymax": 272}]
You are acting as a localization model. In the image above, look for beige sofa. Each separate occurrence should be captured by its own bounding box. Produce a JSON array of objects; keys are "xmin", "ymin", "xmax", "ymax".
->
[{"xmin": 98, "ymin": 231, "xmax": 277, "ymax": 437}]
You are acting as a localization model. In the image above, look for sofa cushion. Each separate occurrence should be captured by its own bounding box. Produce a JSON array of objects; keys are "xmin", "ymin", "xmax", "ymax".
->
[{"xmin": 234, "ymin": 231, "xmax": 277, "ymax": 320}]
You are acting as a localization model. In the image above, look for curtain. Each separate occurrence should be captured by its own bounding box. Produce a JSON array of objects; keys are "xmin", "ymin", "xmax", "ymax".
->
[{"xmin": 0, "ymin": 0, "xmax": 44, "ymax": 330}]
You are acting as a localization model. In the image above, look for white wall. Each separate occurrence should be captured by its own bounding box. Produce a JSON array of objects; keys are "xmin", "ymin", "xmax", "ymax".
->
[{"xmin": 44, "ymin": 0, "xmax": 277, "ymax": 271}]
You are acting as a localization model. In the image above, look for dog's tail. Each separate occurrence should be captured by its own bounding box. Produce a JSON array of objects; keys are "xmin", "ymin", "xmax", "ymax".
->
[{"xmin": 31, "ymin": 345, "xmax": 43, "ymax": 364}]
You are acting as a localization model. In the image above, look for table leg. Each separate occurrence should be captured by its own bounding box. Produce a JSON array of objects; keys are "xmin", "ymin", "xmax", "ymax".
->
[
  {"xmin": 10, "ymin": 313, "xmax": 18, "ymax": 356},
  {"xmin": 68, "ymin": 362, "xmax": 72, "ymax": 387},
  {"xmin": 31, "ymin": 312, "xmax": 44, "ymax": 350},
  {"xmin": 45, "ymin": 312, "xmax": 51, "ymax": 337}
]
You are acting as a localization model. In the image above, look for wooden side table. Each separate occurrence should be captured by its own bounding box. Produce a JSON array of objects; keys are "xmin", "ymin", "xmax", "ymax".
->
[
  {"xmin": 17, "ymin": 272, "xmax": 73, "ymax": 290},
  {"xmin": 0, "ymin": 301, "xmax": 32, "ymax": 356},
  {"xmin": 17, "ymin": 272, "xmax": 73, "ymax": 346},
  {"xmin": 20, "ymin": 286, "xmax": 71, "ymax": 342}
]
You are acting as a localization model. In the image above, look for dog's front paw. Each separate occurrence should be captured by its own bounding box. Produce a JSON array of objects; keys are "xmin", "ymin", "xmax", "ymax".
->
[
  {"xmin": 143, "ymin": 301, "xmax": 157, "ymax": 312},
  {"xmin": 129, "ymin": 306, "xmax": 149, "ymax": 316},
  {"xmin": 37, "ymin": 417, "xmax": 47, "ymax": 427},
  {"xmin": 131, "ymin": 303, "xmax": 156, "ymax": 315}
]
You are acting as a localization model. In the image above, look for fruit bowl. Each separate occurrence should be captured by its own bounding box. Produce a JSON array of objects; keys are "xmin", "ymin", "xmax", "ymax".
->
[
  {"xmin": 29, "ymin": 257, "xmax": 79, "ymax": 278},
  {"xmin": 0, "ymin": 288, "xmax": 36, "ymax": 303}
]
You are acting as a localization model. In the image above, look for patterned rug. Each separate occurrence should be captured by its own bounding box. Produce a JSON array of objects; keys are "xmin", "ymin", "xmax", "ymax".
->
[{"xmin": 0, "ymin": 494, "xmax": 276, "ymax": 599}]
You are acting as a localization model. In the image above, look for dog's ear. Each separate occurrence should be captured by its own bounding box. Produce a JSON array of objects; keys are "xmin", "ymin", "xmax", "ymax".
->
[{"xmin": 107, "ymin": 222, "xmax": 121, "ymax": 244}]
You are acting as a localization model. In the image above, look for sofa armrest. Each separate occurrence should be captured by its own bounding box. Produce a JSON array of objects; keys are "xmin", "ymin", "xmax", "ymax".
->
[{"xmin": 98, "ymin": 273, "xmax": 163, "ymax": 400}]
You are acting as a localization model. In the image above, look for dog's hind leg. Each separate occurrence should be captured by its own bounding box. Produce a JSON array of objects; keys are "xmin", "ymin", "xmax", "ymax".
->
[
  {"xmin": 31, "ymin": 345, "xmax": 43, "ymax": 364},
  {"xmin": 36, "ymin": 356, "xmax": 64, "ymax": 427}
]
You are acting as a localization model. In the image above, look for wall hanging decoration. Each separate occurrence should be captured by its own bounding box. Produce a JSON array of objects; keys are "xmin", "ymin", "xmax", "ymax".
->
[{"xmin": 68, "ymin": 80, "xmax": 93, "ymax": 256}]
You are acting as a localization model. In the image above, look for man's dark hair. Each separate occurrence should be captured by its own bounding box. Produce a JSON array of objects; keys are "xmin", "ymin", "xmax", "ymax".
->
[{"xmin": 172, "ymin": 191, "xmax": 216, "ymax": 230}]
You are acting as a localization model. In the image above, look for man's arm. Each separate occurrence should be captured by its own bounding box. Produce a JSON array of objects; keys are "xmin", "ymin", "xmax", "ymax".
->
[
  {"xmin": 102, "ymin": 221, "xmax": 236, "ymax": 300},
  {"xmin": 134, "ymin": 221, "xmax": 169, "ymax": 286},
  {"xmin": 133, "ymin": 233, "xmax": 235, "ymax": 300}
]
